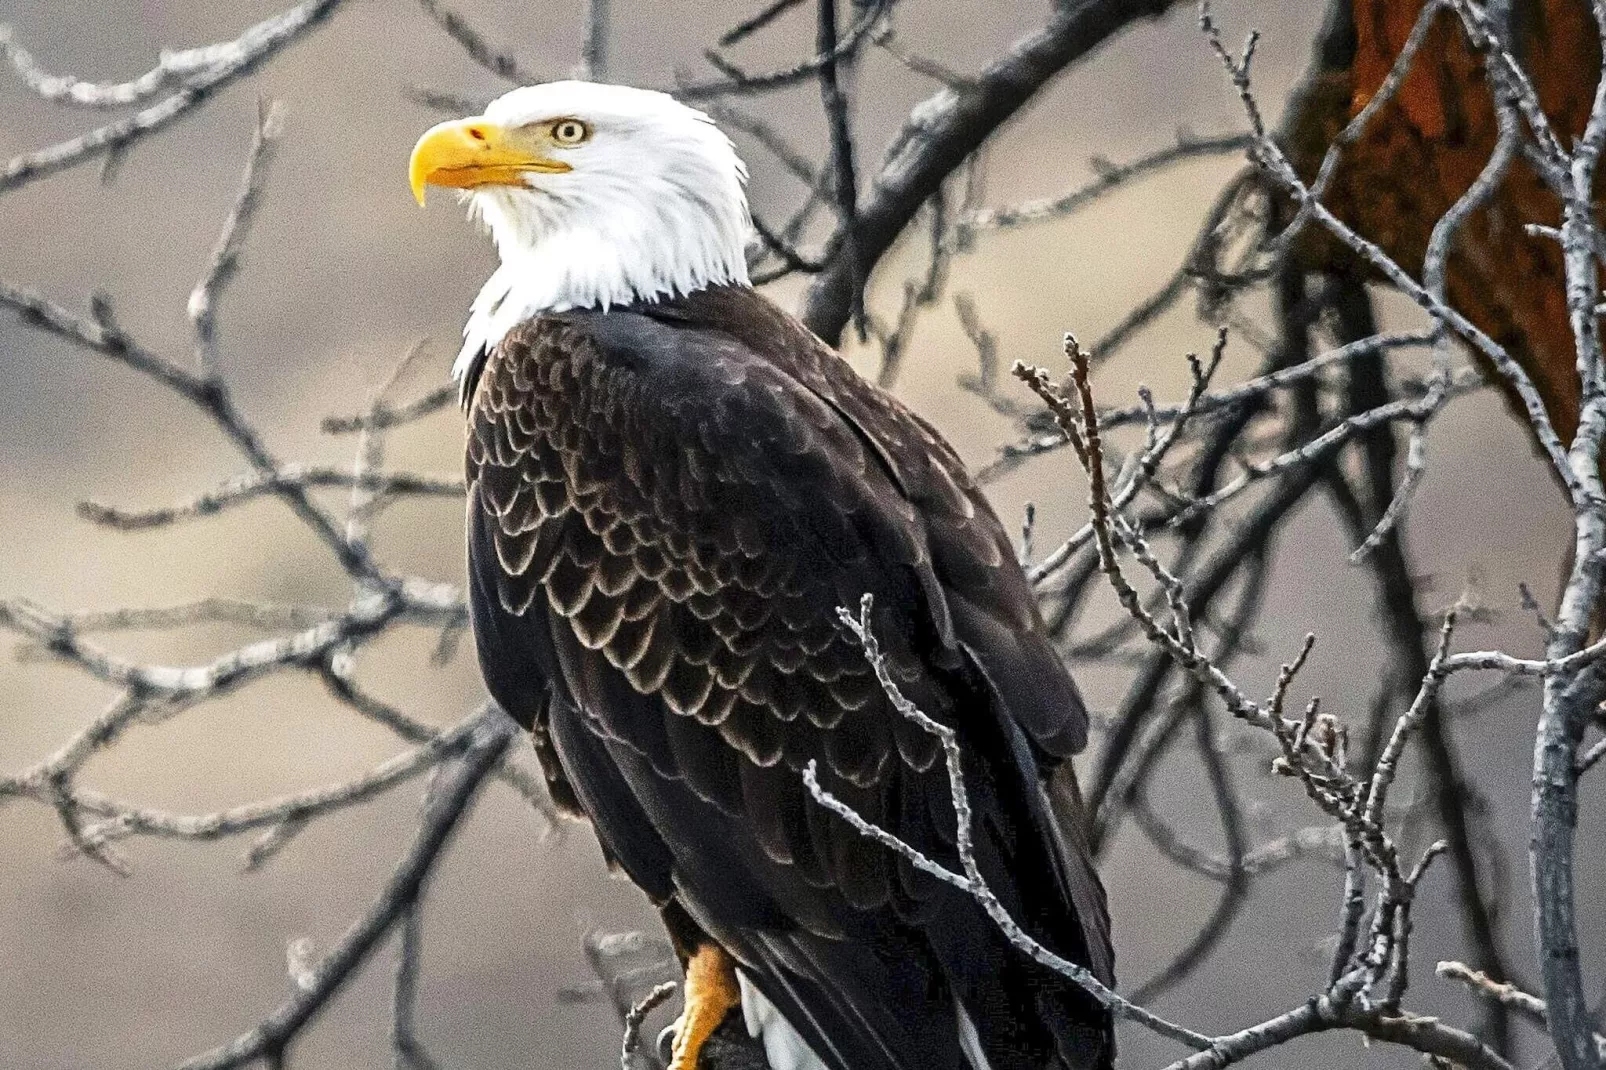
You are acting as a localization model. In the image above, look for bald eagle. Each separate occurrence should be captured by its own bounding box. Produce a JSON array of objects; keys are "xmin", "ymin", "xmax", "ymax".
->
[{"xmin": 409, "ymin": 82, "xmax": 1115, "ymax": 1070}]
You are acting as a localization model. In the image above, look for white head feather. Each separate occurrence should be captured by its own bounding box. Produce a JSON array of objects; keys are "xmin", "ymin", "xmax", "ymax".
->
[{"xmin": 448, "ymin": 82, "xmax": 752, "ymax": 381}]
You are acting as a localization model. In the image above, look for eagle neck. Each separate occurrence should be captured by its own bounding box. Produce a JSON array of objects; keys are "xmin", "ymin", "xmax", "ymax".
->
[{"xmin": 454, "ymin": 190, "xmax": 751, "ymax": 383}]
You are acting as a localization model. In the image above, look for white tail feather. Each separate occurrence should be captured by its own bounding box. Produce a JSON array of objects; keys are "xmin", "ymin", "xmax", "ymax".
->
[
  {"xmin": 955, "ymin": 1000, "xmax": 994, "ymax": 1070},
  {"xmin": 736, "ymin": 969, "xmax": 830, "ymax": 1070},
  {"xmin": 733, "ymin": 969, "xmax": 995, "ymax": 1070}
]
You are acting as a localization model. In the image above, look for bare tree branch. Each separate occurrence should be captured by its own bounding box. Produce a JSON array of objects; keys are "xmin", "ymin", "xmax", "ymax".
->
[
  {"xmin": 0, "ymin": 0, "xmax": 345, "ymax": 196},
  {"xmin": 957, "ymin": 132, "xmax": 1250, "ymax": 237},
  {"xmin": 415, "ymin": 0, "xmax": 542, "ymax": 84},
  {"xmin": 801, "ymin": 0, "xmax": 1186, "ymax": 343},
  {"xmin": 678, "ymin": 0, "xmax": 890, "ymax": 100},
  {"xmin": 175, "ymin": 712, "xmax": 510, "ymax": 1070}
]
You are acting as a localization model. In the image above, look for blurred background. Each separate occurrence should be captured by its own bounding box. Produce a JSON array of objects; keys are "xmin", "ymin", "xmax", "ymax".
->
[{"xmin": 0, "ymin": 1, "xmax": 1598, "ymax": 1068}]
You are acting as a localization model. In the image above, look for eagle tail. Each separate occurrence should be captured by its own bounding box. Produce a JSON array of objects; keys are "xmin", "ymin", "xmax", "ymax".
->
[
  {"xmin": 930, "ymin": 687, "xmax": 1115, "ymax": 1070},
  {"xmin": 737, "ymin": 970, "xmax": 831, "ymax": 1070}
]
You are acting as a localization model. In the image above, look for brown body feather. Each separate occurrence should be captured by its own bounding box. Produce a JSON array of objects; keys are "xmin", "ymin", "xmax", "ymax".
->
[{"xmin": 464, "ymin": 284, "xmax": 1113, "ymax": 1070}]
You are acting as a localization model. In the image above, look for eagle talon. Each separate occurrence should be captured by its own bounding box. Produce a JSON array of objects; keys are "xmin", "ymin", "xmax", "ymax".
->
[
  {"xmin": 666, "ymin": 943, "xmax": 742, "ymax": 1070},
  {"xmin": 655, "ymin": 1022, "xmax": 677, "ymax": 1065}
]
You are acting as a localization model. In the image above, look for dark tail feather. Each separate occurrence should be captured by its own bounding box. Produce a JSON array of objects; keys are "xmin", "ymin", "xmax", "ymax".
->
[
  {"xmin": 932, "ymin": 692, "xmax": 1115, "ymax": 1070},
  {"xmin": 1045, "ymin": 762, "xmax": 1116, "ymax": 989}
]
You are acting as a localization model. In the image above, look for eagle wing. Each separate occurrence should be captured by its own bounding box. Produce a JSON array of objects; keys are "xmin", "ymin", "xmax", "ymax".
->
[{"xmin": 465, "ymin": 287, "xmax": 1112, "ymax": 1070}]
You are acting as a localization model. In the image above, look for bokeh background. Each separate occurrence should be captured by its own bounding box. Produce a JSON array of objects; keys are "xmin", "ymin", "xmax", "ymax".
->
[{"xmin": 0, "ymin": 1, "xmax": 1599, "ymax": 1068}]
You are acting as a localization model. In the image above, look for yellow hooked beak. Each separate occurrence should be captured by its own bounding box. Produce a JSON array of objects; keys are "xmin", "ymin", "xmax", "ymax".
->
[{"xmin": 408, "ymin": 118, "xmax": 573, "ymax": 205}]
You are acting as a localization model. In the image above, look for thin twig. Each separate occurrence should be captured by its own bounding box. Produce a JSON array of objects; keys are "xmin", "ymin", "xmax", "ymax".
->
[
  {"xmin": 958, "ymin": 133, "xmax": 1251, "ymax": 236},
  {"xmin": 621, "ymin": 982, "xmax": 679, "ymax": 1070},
  {"xmin": 0, "ymin": 1, "xmax": 344, "ymax": 196},
  {"xmin": 190, "ymin": 100, "xmax": 285, "ymax": 379},
  {"xmin": 175, "ymin": 714, "xmax": 510, "ymax": 1070},
  {"xmin": 415, "ymin": 0, "xmax": 542, "ymax": 84}
]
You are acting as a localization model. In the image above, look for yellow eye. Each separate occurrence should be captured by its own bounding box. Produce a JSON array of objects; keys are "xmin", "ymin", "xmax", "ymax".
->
[{"xmin": 551, "ymin": 119, "xmax": 590, "ymax": 146}]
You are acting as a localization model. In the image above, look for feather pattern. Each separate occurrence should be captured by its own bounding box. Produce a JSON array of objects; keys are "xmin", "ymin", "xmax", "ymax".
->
[{"xmin": 465, "ymin": 284, "xmax": 1113, "ymax": 1070}]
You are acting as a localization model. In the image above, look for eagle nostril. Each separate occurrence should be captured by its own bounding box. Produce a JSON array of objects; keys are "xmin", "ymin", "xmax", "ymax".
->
[{"xmin": 467, "ymin": 126, "xmax": 488, "ymax": 143}]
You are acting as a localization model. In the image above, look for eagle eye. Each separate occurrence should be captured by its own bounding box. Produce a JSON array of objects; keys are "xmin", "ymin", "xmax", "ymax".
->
[{"xmin": 550, "ymin": 119, "xmax": 590, "ymax": 146}]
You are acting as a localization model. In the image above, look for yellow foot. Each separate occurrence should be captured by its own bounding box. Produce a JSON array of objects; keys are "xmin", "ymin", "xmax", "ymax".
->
[{"xmin": 667, "ymin": 943, "xmax": 741, "ymax": 1070}]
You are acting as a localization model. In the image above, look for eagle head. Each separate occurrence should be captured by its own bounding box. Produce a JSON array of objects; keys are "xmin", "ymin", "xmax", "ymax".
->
[{"xmin": 409, "ymin": 82, "xmax": 752, "ymax": 379}]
